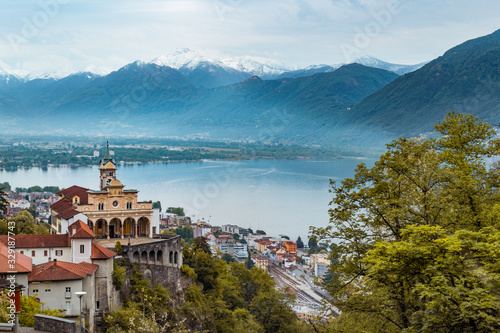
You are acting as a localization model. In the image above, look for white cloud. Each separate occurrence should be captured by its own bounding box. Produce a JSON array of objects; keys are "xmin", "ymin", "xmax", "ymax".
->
[{"xmin": 0, "ymin": 0, "xmax": 499, "ymax": 73}]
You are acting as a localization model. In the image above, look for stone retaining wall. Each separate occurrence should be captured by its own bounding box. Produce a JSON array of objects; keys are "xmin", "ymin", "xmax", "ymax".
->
[{"xmin": 34, "ymin": 315, "xmax": 77, "ymax": 333}]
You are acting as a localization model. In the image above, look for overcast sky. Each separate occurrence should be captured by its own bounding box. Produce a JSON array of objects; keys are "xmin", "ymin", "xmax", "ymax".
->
[{"xmin": 0, "ymin": 0, "xmax": 499, "ymax": 75}]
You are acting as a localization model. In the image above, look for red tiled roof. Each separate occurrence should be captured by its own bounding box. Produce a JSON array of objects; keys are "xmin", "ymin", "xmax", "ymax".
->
[
  {"xmin": 29, "ymin": 260, "xmax": 98, "ymax": 282},
  {"xmin": 50, "ymin": 197, "xmax": 73, "ymax": 212},
  {"xmin": 0, "ymin": 234, "xmax": 70, "ymax": 249},
  {"xmin": 0, "ymin": 243, "xmax": 32, "ymax": 273},
  {"xmin": 57, "ymin": 185, "xmax": 89, "ymax": 204},
  {"xmin": 91, "ymin": 243, "xmax": 116, "ymax": 260},
  {"xmin": 68, "ymin": 220, "xmax": 94, "ymax": 239},
  {"xmin": 57, "ymin": 207, "xmax": 80, "ymax": 220}
]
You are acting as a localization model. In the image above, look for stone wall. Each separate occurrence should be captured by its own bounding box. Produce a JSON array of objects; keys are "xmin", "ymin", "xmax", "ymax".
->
[
  {"xmin": 34, "ymin": 315, "xmax": 76, "ymax": 333},
  {"xmin": 122, "ymin": 234, "xmax": 182, "ymax": 269},
  {"xmin": 117, "ymin": 235, "xmax": 182, "ymax": 293}
]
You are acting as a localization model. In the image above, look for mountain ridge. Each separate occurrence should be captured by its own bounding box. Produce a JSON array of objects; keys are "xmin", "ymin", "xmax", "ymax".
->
[{"xmin": 346, "ymin": 28, "xmax": 500, "ymax": 138}]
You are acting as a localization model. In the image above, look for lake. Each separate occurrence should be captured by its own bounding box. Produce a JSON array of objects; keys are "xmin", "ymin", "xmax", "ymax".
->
[{"xmin": 0, "ymin": 158, "xmax": 375, "ymax": 240}]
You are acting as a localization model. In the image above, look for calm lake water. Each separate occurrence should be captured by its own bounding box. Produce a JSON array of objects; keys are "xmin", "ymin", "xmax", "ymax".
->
[{"xmin": 0, "ymin": 158, "xmax": 375, "ymax": 240}]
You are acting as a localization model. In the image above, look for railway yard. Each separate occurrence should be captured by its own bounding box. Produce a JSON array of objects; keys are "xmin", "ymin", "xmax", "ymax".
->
[{"xmin": 269, "ymin": 262, "xmax": 328, "ymax": 307}]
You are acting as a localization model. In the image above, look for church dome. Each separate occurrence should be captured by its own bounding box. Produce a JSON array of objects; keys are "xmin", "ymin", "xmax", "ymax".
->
[{"xmin": 109, "ymin": 179, "xmax": 122, "ymax": 186}]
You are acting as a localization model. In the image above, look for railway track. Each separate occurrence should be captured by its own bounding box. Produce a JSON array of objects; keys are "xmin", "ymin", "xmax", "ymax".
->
[{"xmin": 269, "ymin": 264, "xmax": 322, "ymax": 306}]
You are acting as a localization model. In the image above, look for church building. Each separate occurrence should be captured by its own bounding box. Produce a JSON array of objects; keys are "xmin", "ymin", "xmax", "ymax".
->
[{"xmin": 51, "ymin": 143, "xmax": 160, "ymax": 238}]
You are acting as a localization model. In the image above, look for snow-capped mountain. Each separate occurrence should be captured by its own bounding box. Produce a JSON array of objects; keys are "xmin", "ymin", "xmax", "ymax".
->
[
  {"xmin": 222, "ymin": 55, "xmax": 294, "ymax": 79},
  {"xmin": 151, "ymin": 48, "xmax": 227, "ymax": 70},
  {"xmin": 151, "ymin": 49, "xmax": 252, "ymax": 88},
  {"xmin": 352, "ymin": 56, "xmax": 427, "ymax": 75},
  {"xmin": 151, "ymin": 49, "xmax": 295, "ymax": 80},
  {"xmin": 0, "ymin": 49, "xmax": 427, "ymax": 88}
]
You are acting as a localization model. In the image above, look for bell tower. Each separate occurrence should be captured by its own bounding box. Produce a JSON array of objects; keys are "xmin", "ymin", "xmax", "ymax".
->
[{"xmin": 99, "ymin": 141, "xmax": 116, "ymax": 190}]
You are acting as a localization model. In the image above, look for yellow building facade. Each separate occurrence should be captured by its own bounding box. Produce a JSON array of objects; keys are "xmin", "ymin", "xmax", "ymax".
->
[{"xmin": 52, "ymin": 143, "xmax": 157, "ymax": 238}]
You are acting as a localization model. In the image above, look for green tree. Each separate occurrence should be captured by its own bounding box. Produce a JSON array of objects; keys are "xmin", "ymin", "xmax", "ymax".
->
[
  {"xmin": 41, "ymin": 186, "xmax": 60, "ymax": 193},
  {"xmin": 167, "ymin": 207, "xmax": 185, "ymax": 216},
  {"xmin": 256, "ymin": 229, "xmax": 266, "ymax": 235},
  {"xmin": 0, "ymin": 187, "xmax": 8, "ymax": 218},
  {"xmin": 307, "ymin": 237, "xmax": 317, "ymax": 248},
  {"xmin": 191, "ymin": 237, "xmax": 211, "ymax": 255},
  {"xmin": 174, "ymin": 226, "xmax": 193, "ymax": 240},
  {"xmin": 3, "ymin": 210, "xmax": 49, "ymax": 235},
  {"xmin": 114, "ymin": 241, "xmax": 123, "ymax": 255},
  {"xmin": 152, "ymin": 201, "xmax": 162, "ymax": 212},
  {"xmin": 105, "ymin": 303, "xmax": 160, "ymax": 333},
  {"xmin": 296, "ymin": 236, "xmax": 304, "ymax": 248},
  {"xmin": 112, "ymin": 262, "xmax": 126, "ymax": 289},
  {"xmin": 246, "ymin": 254, "xmax": 255, "ymax": 270},
  {"xmin": 311, "ymin": 113, "xmax": 500, "ymax": 331},
  {"xmin": 27, "ymin": 185, "xmax": 42, "ymax": 193},
  {"xmin": 18, "ymin": 295, "xmax": 64, "ymax": 327},
  {"xmin": 221, "ymin": 253, "xmax": 235, "ymax": 264}
]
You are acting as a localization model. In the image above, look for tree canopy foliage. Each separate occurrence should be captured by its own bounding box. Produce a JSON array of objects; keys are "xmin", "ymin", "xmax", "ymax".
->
[
  {"xmin": 167, "ymin": 207, "xmax": 185, "ymax": 216},
  {"xmin": 311, "ymin": 112, "xmax": 500, "ymax": 332},
  {"xmin": 106, "ymin": 238, "xmax": 310, "ymax": 332},
  {"xmin": 0, "ymin": 210, "xmax": 50, "ymax": 235}
]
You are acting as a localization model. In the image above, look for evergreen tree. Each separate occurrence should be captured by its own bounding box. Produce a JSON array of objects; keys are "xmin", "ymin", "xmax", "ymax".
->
[{"xmin": 296, "ymin": 236, "xmax": 304, "ymax": 248}]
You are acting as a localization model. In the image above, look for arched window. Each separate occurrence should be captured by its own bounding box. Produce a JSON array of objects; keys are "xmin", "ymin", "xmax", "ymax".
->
[
  {"xmin": 174, "ymin": 252, "xmax": 178, "ymax": 264},
  {"xmin": 169, "ymin": 251, "xmax": 173, "ymax": 263},
  {"xmin": 157, "ymin": 250, "xmax": 163, "ymax": 264},
  {"xmin": 149, "ymin": 250, "xmax": 155, "ymax": 264}
]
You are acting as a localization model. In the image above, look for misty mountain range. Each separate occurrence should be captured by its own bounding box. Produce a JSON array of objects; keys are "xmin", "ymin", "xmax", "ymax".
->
[{"xmin": 0, "ymin": 29, "xmax": 499, "ymax": 149}]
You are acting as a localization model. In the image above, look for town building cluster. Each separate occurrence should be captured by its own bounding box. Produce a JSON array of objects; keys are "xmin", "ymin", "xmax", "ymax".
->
[
  {"xmin": 4, "ymin": 192, "xmax": 59, "ymax": 223},
  {"xmin": 0, "ymin": 144, "xmax": 182, "ymax": 331}
]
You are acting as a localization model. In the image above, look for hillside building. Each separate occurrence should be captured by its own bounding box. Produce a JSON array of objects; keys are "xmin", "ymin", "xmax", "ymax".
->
[{"xmin": 50, "ymin": 143, "xmax": 160, "ymax": 238}]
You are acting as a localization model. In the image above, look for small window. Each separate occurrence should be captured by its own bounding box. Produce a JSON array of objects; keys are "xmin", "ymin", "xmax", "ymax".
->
[
  {"xmin": 66, "ymin": 287, "xmax": 71, "ymax": 293},
  {"xmin": 80, "ymin": 245, "xmax": 85, "ymax": 254},
  {"xmin": 44, "ymin": 283, "xmax": 51, "ymax": 292},
  {"xmin": 96, "ymin": 301, "xmax": 100, "ymax": 310},
  {"xmin": 55, "ymin": 250, "xmax": 63, "ymax": 256},
  {"xmin": 32, "ymin": 250, "xmax": 35, "ymax": 257},
  {"xmin": 20, "ymin": 251, "xmax": 24, "ymax": 255},
  {"xmin": 32, "ymin": 289, "xmax": 38, "ymax": 293},
  {"xmin": 44, "ymin": 250, "xmax": 48, "ymax": 257}
]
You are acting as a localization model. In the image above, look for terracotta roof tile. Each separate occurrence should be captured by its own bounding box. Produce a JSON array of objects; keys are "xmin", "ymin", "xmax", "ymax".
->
[
  {"xmin": 68, "ymin": 220, "xmax": 94, "ymax": 239},
  {"xmin": 91, "ymin": 243, "xmax": 116, "ymax": 260},
  {"xmin": 29, "ymin": 260, "xmax": 98, "ymax": 282},
  {"xmin": 0, "ymin": 235, "xmax": 70, "ymax": 249},
  {"xmin": 57, "ymin": 207, "xmax": 80, "ymax": 220},
  {"xmin": 57, "ymin": 185, "xmax": 89, "ymax": 204},
  {"xmin": 50, "ymin": 197, "xmax": 73, "ymax": 212},
  {"xmin": 0, "ymin": 243, "xmax": 32, "ymax": 273}
]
